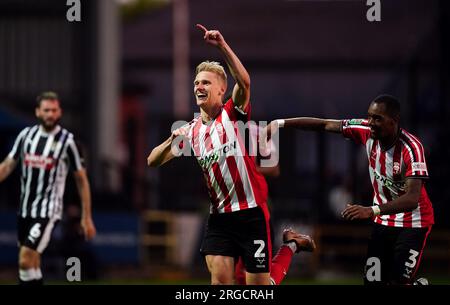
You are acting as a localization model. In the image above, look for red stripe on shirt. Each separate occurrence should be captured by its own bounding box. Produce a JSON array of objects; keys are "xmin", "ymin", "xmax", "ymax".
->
[
  {"xmin": 370, "ymin": 141, "xmax": 383, "ymax": 207},
  {"xmin": 403, "ymin": 130, "xmax": 426, "ymax": 175},
  {"xmin": 192, "ymin": 119, "xmax": 202, "ymax": 157},
  {"xmin": 203, "ymin": 170, "xmax": 220, "ymax": 214},
  {"xmin": 204, "ymin": 125, "xmax": 213, "ymax": 153},
  {"xmin": 212, "ymin": 162, "xmax": 232, "ymax": 213},
  {"xmin": 225, "ymin": 156, "xmax": 249, "ymax": 210},
  {"xmin": 214, "ymin": 113, "xmax": 229, "ymax": 145},
  {"xmin": 379, "ymin": 150, "xmax": 395, "ymax": 226},
  {"xmin": 392, "ymin": 142, "xmax": 408, "ymax": 227},
  {"xmin": 215, "ymin": 110, "xmax": 249, "ymax": 210}
]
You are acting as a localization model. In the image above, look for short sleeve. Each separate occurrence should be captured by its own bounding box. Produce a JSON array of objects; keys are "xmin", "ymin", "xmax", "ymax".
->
[
  {"xmin": 66, "ymin": 135, "xmax": 85, "ymax": 171},
  {"xmin": 401, "ymin": 136, "xmax": 429, "ymax": 179},
  {"xmin": 7, "ymin": 127, "xmax": 30, "ymax": 161},
  {"xmin": 223, "ymin": 98, "xmax": 251, "ymax": 122},
  {"xmin": 341, "ymin": 119, "xmax": 371, "ymax": 145}
]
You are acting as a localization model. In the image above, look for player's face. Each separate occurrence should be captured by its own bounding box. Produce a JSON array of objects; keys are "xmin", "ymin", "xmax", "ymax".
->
[
  {"xmin": 36, "ymin": 99, "xmax": 62, "ymax": 131},
  {"xmin": 367, "ymin": 102, "xmax": 397, "ymax": 140},
  {"xmin": 194, "ymin": 71, "xmax": 225, "ymax": 107}
]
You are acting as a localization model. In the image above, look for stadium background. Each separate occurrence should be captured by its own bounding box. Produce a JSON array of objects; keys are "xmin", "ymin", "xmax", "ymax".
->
[{"xmin": 0, "ymin": 0, "xmax": 449, "ymax": 284}]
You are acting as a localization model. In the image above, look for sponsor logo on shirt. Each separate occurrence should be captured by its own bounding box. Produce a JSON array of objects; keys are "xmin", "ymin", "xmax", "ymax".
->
[
  {"xmin": 24, "ymin": 154, "xmax": 55, "ymax": 170},
  {"xmin": 348, "ymin": 119, "xmax": 363, "ymax": 125},
  {"xmin": 412, "ymin": 162, "xmax": 427, "ymax": 173},
  {"xmin": 347, "ymin": 119, "xmax": 364, "ymax": 126},
  {"xmin": 373, "ymin": 170, "xmax": 406, "ymax": 193},
  {"xmin": 393, "ymin": 162, "xmax": 401, "ymax": 175},
  {"xmin": 198, "ymin": 141, "xmax": 237, "ymax": 169}
]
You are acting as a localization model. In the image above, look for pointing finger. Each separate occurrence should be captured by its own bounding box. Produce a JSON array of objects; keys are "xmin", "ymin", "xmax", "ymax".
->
[{"xmin": 196, "ymin": 24, "xmax": 208, "ymax": 33}]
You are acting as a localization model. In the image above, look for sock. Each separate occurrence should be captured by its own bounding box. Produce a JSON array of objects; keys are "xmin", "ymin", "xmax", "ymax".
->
[
  {"xmin": 286, "ymin": 241, "xmax": 297, "ymax": 254},
  {"xmin": 270, "ymin": 245, "xmax": 294, "ymax": 285},
  {"xmin": 19, "ymin": 268, "xmax": 36, "ymax": 285},
  {"xmin": 234, "ymin": 258, "xmax": 246, "ymax": 285},
  {"xmin": 34, "ymin": 268, "xmax": 43, "ymax": 285}
]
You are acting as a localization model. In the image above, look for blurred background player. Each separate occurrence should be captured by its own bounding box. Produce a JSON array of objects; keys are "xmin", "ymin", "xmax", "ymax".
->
[
  {"xmin": 0, "ymin": 91, "xmax": 96, "ymax": 285},
  {"xmin": 267, "ymin": 94, "xmax": 434, "ymax": 285},
  {"xmin": 148, "ymin": 24, "xmax": 274, "ymax": 284}
]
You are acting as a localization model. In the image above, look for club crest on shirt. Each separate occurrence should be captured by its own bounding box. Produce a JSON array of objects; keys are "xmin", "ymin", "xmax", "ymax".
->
[
  {"xmin": 393, "ymin": 162, "xmax": 401, "ymax": 175},
  {"xmin": 51, "ymin": 141, "xmax": 58, "ymax": 152},
  {"xmin": 215, "ymin": 123, "xmax": 224, "ymax": 135}
]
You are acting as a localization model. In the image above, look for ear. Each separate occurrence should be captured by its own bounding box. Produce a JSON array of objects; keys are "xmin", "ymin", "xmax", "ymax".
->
[
  {"xmin": 393, "ymin": 114, "xmax": 400, "ymax": 124},
  {"xmin": 220, "ymin": 81, "xmax": 227, "ymax": 95}
]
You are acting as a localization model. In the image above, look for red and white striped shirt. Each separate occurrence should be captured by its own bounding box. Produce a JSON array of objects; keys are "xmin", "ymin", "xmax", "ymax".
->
[
  {"xmin": 184, "ymin": 99, "xmax": 268, "ymax": 214},
  {"xmin": 342, "ymin": 119, "xmax": 434, "ymax": 228}
]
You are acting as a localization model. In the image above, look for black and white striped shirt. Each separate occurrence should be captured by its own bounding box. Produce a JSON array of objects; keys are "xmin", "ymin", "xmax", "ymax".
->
[{"xmin": 8, "ymin": 125, "xmax": 84, "ymax": 219}]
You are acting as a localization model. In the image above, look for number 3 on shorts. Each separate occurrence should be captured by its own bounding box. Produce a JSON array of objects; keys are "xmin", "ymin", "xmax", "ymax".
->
[
  {"xmin": 405, "ymin": 249, "xmax": 419, "ymax": 268},
  {"xmin": 253, "ymin": 240, "xmax": 265, "ymax": 258}
]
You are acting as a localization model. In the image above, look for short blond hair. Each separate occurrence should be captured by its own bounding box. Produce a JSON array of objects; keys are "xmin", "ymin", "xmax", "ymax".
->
[{"xmin": 195, "ymin": 61, "xmax": 227, "ymax": 84}]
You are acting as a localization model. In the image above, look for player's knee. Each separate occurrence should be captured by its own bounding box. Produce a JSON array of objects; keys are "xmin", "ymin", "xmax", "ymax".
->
[
  {"xmin": 19, "ymin": 248, "xmax": 38, "ymax": 269},
  {"xmin": 211, "ymin": 268, "xmax": 234, "ymax": 285},
  {"xmin": 19, "ymin": 256, "xmax": 34, "ymax": 270},
  {"xmin": 211, "ymin": 278, "xmax": 225, "ymax": 285}
]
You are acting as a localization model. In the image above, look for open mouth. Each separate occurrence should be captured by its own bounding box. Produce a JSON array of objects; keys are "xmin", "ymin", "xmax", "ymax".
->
[{"xmin": 196, "ymin": 92, "xmax": 208, "ymax": 101}]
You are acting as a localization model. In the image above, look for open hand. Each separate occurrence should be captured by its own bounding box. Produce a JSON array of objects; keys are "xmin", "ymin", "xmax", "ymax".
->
[
  {"xmin": 81, "ymin": 217, "xmax": 96, "ymax": 241},
  {"xmin": 341, "ymin": 204, "xmax": 374, "ymax": 221}
]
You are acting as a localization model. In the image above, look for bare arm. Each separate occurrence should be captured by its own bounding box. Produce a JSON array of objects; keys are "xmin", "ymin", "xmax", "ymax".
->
[
  {"xmin": 147, "ymin": 124, "xmax": 191, "ymax": 167},
  {"xmin": 256, "ymin": 164, "xmax": 280, "ymax": 178},
  {"xmin": 342, "ymin": 178, "xmax": 422, "ymax": 220},
  {"xmin": 73, "ymin": 169, "xmax": 96, "ymax": 240},
  {"xmin": 283, "ymin": 117, "xmax": 341, "ymax": 133},
  {"xmin": 196, "ymin": 24, "xmax": 250, "ymax": 111},
  {"xmin": 147, "ymin": 136, "xmax": 176, "ymax": 167},
  {"xmin": 378, "ymin": 178, "xmax": 422, "ymax": 215},
  {"xmin": 0, "ymin": 157, "xmax": 17, "ymax": 182},
  {"xmin": 265, "ymin": 117, "xmax": 342, "ymax": 140}
]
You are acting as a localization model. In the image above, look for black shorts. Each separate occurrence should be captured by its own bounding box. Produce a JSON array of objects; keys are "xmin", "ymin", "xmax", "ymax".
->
[
  {"xmin": 18, "ymin": 217, "xmax": 59, "ymax": 254},
  {"xmin": 200, "ymin": 207, "xmax": 273, "ymax": 273},
  {"xmin": 364, "ymin": 223, "xmax": 432, "ymax": 285}
]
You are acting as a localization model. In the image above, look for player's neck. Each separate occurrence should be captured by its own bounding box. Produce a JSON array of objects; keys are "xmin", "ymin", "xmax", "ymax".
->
[
  {"xmin": 200, "ymin": 103, "xmax": 221, "ymax": 124},
  {"xmin": 380, "ymin": 128, "xmax": 400, "ymax": 151},
  {"xmin": 39, "ymin": 124, "xmax": 60, "ymax": 135}
]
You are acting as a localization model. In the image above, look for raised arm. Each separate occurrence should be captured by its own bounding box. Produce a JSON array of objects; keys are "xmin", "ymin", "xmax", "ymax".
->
[
  {"xmin": 342, "ymin": 178, "xmax": 422, "ymax": 220},
  {"xmin": 0, "ymin": 157, "xmax": 17, "ymax": 182},
  {"xmin": 196, "ymin": 24, "xmax": 250, "ymax": 111}
]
